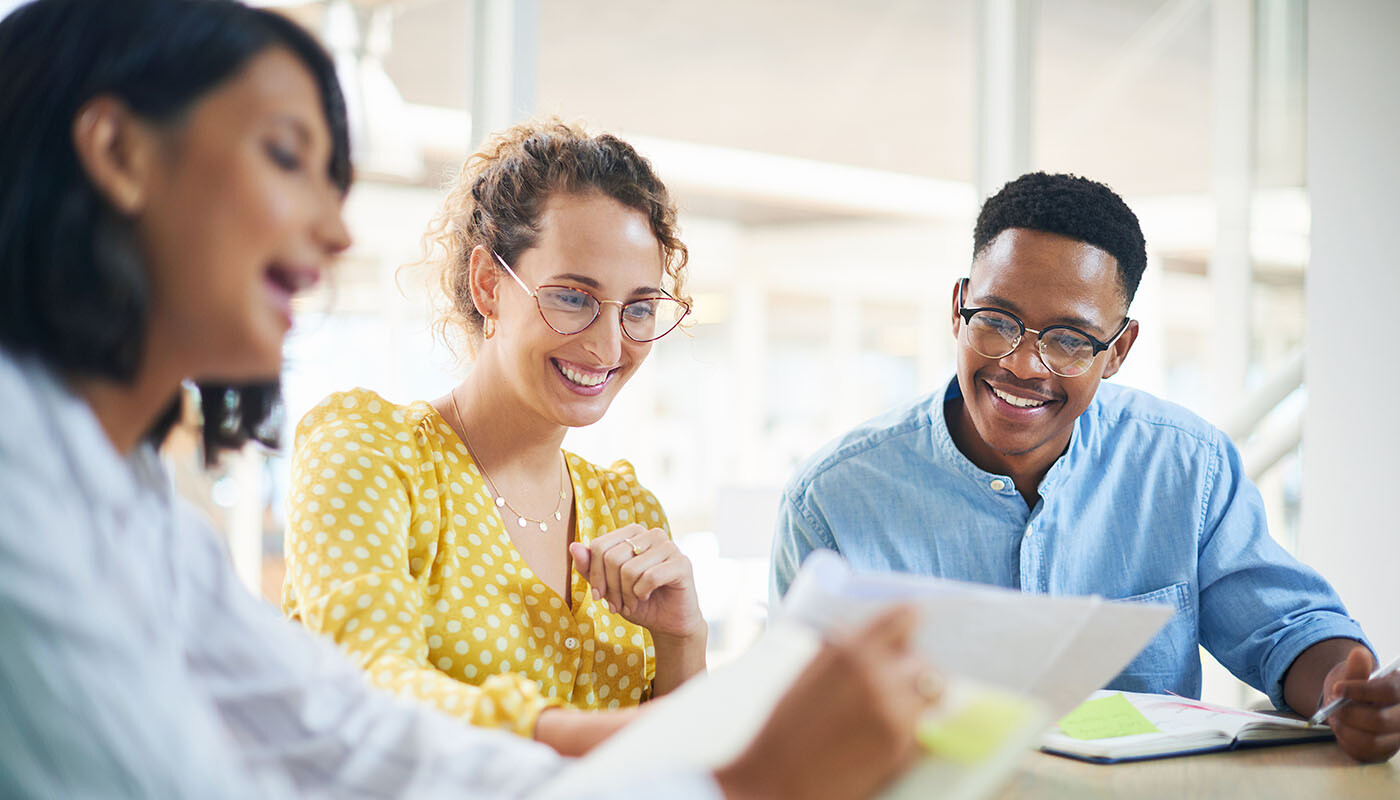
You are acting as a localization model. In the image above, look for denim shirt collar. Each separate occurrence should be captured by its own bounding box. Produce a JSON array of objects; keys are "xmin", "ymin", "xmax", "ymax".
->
[{"xmin": 929, "ymin": 374, "xmax": 1093, "ymax": 501}]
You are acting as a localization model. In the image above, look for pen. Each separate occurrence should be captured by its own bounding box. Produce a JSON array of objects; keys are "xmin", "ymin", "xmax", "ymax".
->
[{"xmin": 1308, "ymin": 654, "xmax": 1400, "ymax": 726}]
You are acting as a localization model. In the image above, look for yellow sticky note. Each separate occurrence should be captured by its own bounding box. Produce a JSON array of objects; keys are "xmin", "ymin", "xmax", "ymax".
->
[
  {"xmin": 918, "ymin": 690, "xmax": 1041, "ymax": 764},
  {"xmin": 1057, "ymin": 692, "xmax": 1160, "ymax": 740}
]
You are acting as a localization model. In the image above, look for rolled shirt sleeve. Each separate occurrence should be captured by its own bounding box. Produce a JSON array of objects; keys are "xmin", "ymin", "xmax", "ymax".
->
[{"xmin": 1194, "ymin": 427, "xmax": 1370, "ymax": 710}]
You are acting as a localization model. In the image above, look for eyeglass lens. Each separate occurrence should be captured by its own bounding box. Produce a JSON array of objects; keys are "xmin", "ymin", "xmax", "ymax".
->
[
  {"xmin": 964, "ymin": 310, "xmax": 1097, "ymax": 377},
  {"xmin": 536, "ymin": 286, "xmax": 687, "ymax": 342}
]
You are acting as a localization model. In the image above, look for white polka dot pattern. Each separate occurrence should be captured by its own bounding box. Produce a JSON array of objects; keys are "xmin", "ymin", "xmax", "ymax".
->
[{"xmin": 283, "ymin": 389, "xmax": 663, "ymax": 737}]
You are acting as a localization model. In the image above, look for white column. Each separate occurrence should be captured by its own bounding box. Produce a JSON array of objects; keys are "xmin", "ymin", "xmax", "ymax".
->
[
  {"xmin": 1302, "ymin": 0, "xmax": 1400, "ymax": 658},
  {"xmin": 831, "ymin": 295, "xmax": 861, "ymax": 427},
  {"xmin": 321, "ymin": 1, "xmax": 421, "ymax": 179},
  {"xmin": 731, "ymin": 283, "xmax": 767, "ymax": 484},
  {"xmin": 1207, "ymin": 0, "xmax": 1256, "ymax": 419},
  {"xmin": 471, "ymin": 0, "xmax": 539, "ymax": 149},
  {"xmin": 975, "ymin": 0, "xmax": 1035, "ymax": 199},
  {"xmin": 916, "ymin": 297, "xmax": 949, "ymax": 394}
]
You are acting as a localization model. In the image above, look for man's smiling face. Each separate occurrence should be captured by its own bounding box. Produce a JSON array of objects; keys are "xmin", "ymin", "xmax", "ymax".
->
[{"xmin": 950, "ymin": 227, "xmax": 1137, "ymax": 473}]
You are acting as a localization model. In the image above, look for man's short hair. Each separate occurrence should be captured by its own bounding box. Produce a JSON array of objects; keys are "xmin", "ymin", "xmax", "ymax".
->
[{"xmin": 973, "ymin": 172, "xmax": 1148, "ymax": 305}]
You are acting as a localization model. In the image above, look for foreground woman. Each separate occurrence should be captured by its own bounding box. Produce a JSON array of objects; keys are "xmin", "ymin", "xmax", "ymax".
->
[
  {"xmin": 0, "ymin": 0, "xmax": 938, "ymax": 797},
  {"xmin": 283, "ymin": 121, "xmax": 705, "ymax": 754}
]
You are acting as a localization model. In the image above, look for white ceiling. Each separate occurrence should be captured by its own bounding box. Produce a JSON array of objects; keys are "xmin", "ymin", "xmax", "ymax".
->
[{"xmin": 376, "ymin": 0, "xmax": 1218, "ymax": 198}]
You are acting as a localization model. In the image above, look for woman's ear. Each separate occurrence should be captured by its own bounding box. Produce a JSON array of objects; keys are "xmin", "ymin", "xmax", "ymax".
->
[
  {"xmin": 468, "ymin": 245, "xmax": 502, "ymax": 320},
  {"xmin": 71, "ymin": 96, "xmax": 159, "ymax": 216}
]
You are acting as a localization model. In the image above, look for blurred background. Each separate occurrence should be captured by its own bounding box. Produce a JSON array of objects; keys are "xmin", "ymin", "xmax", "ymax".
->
[{"xmin": 6, "ymin": 0, "xmax": 1388, "ymax": 708}]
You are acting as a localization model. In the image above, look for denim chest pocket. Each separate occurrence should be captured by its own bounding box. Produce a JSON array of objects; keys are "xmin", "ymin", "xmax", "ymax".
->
[{"xmin": 1110, "ymin": 581, "xmax": 1196, "ymax": 692}]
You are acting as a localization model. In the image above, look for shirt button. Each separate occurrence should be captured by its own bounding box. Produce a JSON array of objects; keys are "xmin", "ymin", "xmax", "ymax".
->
[
  {"xmin": 990, "ymin": 479, "xmax": 1006, "ymax": 491},
  {"xmin": 564, "ymin": 636, "xmax": 580, "ymax": 650}
]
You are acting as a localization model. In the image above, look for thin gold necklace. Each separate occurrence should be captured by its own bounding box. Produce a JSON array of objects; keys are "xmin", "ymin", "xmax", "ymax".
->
[{"xmin": 448, "ymin": 388, "xmax": 568, "ymax": 532}]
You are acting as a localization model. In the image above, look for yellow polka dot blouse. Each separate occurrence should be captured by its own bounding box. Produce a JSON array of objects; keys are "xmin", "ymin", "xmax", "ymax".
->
[{"xmin": 282, "ymin": 389, "xmax": 664, "ymax": 737}]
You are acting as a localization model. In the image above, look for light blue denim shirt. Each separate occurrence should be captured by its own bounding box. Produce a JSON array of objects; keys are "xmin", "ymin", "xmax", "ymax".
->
[{"xmin": 771, "ymin": 376, "xmax": 1369, "ymax": 710}]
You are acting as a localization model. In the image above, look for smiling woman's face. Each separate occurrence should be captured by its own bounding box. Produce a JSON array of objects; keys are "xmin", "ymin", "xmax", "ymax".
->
[
  {"xmin": 484, "ymin": 190, "xmax": 665, "ymax": 429},
  {"xmin": 133, "ymin": 47, "xmax": 350, "ymax": 382}
]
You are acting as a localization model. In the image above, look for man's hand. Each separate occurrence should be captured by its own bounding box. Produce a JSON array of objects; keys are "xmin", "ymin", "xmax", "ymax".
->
[{"xmin": 1318, "ymin": 646, "xmax": 1400, "ymax": 763}]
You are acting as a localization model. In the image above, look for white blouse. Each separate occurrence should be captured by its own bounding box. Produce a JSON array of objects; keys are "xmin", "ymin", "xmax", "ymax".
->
[{"xmin": 0, "ymin": 348, "xmax": 718, "ymax": 800}]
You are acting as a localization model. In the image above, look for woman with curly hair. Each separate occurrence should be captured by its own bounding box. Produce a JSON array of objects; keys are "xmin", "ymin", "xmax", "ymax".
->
[{"xmin": 283, "ymin": 120, "xmax": 706, "ymax": 754}]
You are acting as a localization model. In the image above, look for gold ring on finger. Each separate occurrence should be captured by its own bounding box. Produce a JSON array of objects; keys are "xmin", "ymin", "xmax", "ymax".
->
[{"xmin": 623, "ymin": 536, "xmax": 645, "ymax": 556}]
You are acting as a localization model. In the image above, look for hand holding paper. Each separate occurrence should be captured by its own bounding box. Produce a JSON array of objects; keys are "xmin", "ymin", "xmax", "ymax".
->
[
  {"xmin": 714, "ymin": 605, "xmax": 938, "ymax": 800},
  {"xmin": 536, "ymin": 551, "xmax": 1174, "ymax": 800}
]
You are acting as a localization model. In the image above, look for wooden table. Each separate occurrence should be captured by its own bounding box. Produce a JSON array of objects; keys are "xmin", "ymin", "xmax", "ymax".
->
[{"xmin": 991, "ymin": 743, "xmax": 1400, "ymax": 799}]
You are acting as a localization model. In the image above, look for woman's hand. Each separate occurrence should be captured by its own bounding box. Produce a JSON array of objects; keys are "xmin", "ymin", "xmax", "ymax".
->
[
  {"xmin": 569, "ymin": 524, "xmax": 705, "ymax": 642},
  {"xmin": 532, "ymin": 706, "xmax": 640, "ymax": 757},
  {"xmin": 715, "ymin": 605, "xmax": 940, "ymax": 800}
]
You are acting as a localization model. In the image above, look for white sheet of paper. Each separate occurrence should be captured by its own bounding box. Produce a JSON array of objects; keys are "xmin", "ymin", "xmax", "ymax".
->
[
  {"xmin": 780, "ymin": 550, "xmax": 1174, "ymax": 717},
  {"xmin": 531, "ymin": 624, "xmax": 1046, "ymax": 800},
  {"xmin": 530, "ymin": 625, "xmax": 818, "ymax": 800},
  {"xmin": 533, "ymin": 552, "xmax": 1171, "ymax": 799}
]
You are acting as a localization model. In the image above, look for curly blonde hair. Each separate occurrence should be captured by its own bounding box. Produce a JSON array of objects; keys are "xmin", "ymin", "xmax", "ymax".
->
[{"xmin": 421, "ymin": 119, "xmax": 689, "ymax": 353}]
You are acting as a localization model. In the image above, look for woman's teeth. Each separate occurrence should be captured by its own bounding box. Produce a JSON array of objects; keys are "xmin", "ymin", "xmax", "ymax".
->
[
  {"xmin": 993, "ymin": 386, "xmax": 1048, "ymax": 408},
  {"xmin": 558, "ymin": 361, "xmax": 609, "ymax": 387}
]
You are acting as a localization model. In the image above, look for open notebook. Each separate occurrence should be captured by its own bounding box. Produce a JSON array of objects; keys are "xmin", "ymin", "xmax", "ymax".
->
[{"xmin": 1042, "ymin": 689, "xmax": 1335, "ymax": 763}]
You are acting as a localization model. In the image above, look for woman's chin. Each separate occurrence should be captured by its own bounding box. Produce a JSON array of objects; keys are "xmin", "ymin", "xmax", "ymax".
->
[
  {"xmin": 193, "ymin": 343, "xmax": 284, "ymax": 384},
  {"xmin": 552, "ymin": 405, "xmax": 611, "ymax": 429},
  {"xmin": 544, "ymin": 392, "xmax": 618, "ymax": 429}
]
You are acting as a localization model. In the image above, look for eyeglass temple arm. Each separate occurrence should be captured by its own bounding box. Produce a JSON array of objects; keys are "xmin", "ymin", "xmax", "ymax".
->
[
  {"xmin": 492, "ymin": 249, "xmax": 688, "ymax": 314},
  {"xmin": 1103, "ymin": 315, "xmax": 1132, "ymax": 349},
  {"xmin": 491, "ymin": 250, "xmax": 536, "ymax": 296}
]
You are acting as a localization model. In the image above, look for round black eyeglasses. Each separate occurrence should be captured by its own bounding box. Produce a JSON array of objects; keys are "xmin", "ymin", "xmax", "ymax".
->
[{"xmin": 956, "ymin": 278, "xmax": 1129, "ymax": 378}]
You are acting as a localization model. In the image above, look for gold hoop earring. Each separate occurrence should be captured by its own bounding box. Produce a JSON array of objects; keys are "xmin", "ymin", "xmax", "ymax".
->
[{"xmin": 482, "ymin": 317, "xmax": 497, "ymax": 340}]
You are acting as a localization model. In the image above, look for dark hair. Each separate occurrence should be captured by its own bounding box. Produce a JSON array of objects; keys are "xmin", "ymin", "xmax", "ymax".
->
[
  {"xmin": 423, "ymin": 119, "xmax": 689, "ymax": 353},
  {"xmin": 973, "ymin": 172, "xmax": 1148, "ymax": 305},
  {"xmin": 0, "ymin": 0, "xmax": 350, "ymax": 461}
]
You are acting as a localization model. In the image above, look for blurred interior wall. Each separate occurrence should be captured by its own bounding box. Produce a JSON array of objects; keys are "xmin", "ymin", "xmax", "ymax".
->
[{"xmin": 1302, "ymin": 0, "xmax": 1400, "ymax": 659}]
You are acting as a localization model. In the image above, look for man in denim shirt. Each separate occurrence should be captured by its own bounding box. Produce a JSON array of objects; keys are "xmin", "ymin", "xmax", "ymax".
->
[{"xmin": 771, "ymin": 172, "xmax": 1400, "ymax": 762}]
